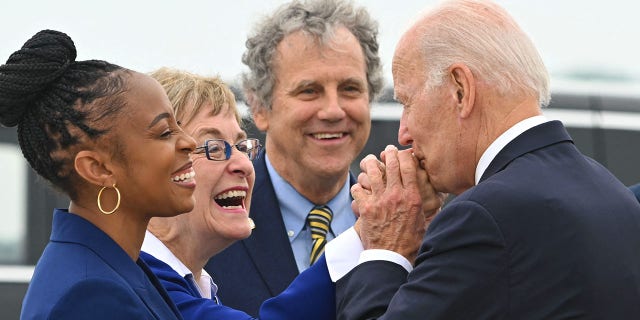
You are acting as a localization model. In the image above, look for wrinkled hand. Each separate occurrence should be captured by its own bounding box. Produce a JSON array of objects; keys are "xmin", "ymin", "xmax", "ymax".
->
[{"xmin": 351, "ymin": 145, "xmax": 444, "ymax": 264}]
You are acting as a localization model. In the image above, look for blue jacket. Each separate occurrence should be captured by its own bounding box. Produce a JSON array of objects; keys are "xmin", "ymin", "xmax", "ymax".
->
[
  {"xmin": 337, "ymin": 121, "xmax": 640, "ymax": 319},
  {"xmin": 141, "ymin": 251, "xmax": 335, "ymax": 320},
  {"xmin": 21, "ymin": 209, "xmax": 182, "ymax": 320}
]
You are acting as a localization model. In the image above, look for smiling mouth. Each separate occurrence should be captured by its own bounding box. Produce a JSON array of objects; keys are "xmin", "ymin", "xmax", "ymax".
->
[
  {"xmin": 214, "ymin": 190, "xmax": 246, "ymax": 209},
  {"xmin": 311, "ymin": 132, "xmax": 345, "ymax": 140}
]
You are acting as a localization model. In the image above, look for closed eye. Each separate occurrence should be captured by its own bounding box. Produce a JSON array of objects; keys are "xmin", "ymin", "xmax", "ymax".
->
[{"xmin": 160, "ymin": 129, "xmax": 176, "ymax": 138}]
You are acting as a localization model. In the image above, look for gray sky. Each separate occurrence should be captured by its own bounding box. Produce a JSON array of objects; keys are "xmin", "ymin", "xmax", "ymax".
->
[
  {"xmin": 1, "ymin": 0, "xmax": 640, "ymax": 88},
  {"xmin": 1, "ymin": 0, "xmax": 640, "ymax": 253}
]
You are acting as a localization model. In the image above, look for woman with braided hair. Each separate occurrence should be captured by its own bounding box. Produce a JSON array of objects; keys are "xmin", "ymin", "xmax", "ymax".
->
[{"xmin": 0, "ymin": 30, "xmax": 196, "ymax": 319}]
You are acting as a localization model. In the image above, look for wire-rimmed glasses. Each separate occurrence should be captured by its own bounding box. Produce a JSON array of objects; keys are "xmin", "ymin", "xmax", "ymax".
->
[{"xmin": 194, "ymin": 138, "xmax": 262, "ymax": 161}]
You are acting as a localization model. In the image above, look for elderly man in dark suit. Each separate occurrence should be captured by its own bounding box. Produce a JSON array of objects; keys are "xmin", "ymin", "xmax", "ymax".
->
[{"xmin": 330, "ymin": 0, "xmax": 640, "ymax": 319}]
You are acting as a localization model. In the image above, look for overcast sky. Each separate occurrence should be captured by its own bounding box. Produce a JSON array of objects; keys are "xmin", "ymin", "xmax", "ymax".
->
[
  {"xmin": 1, "ymin": 0, "xmax": 639, "ymax": 88},
  {"xmin": 1, "ymin": 0, "xmax": 640, "ymax": 251}
]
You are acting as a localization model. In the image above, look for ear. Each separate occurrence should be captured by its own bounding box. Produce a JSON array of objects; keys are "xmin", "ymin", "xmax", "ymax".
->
[
  {"xmin": 245, "ymin": 91, "xmax": 270, "ymax": 132},
  {"xmin": 251, "ymin": 106, "xmax": 270, "ymax": 132},
  {"xmin": 74, "ymin": 150, "xmax": 115, "ymax": 187},
  {"xmin": 448, "ymin": 63, "xmax": 476, "ymax": 119}
]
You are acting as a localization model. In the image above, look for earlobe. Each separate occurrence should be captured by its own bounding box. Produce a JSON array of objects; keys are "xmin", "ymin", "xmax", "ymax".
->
[
  {"xmin": 449, "ymin": 64, "xmax": 476, "ymax": 118},
  {"xmin": 245, "ymin": 92, "xmax": 270, "ymax": 132},
  {"xmin": 252, "ymin": 107, "xmax": 270, "ymax": 132},
  {"xmin": 74, "ymin": 150, "xmax": 114, "ymax": 186}
]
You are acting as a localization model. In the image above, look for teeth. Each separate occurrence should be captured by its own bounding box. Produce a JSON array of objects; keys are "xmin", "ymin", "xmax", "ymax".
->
[
  {"xmin": 172, "ymin": 169, "xmax": 195, "ymax": 182},
  {"xmin": 313, "ymin": 133, "xmax": 343, "ymax": 139},
  {"xmin": 214, "ymin": 190, "xmax": 247, "ymax": 199}
]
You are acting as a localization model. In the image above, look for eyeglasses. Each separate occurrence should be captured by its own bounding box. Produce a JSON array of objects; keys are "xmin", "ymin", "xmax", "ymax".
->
[{"xmin": 194, "ymin": 138, "xmax": 262, "ymax": 161}]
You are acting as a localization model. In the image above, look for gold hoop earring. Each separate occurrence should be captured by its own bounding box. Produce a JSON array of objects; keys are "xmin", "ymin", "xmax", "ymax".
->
[{"xmin": 97, "ymin": 184, "xmax": 121, "ymax": 215}]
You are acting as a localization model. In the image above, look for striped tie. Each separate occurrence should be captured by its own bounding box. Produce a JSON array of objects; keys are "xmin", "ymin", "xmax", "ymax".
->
[{"xmin": 307, "ymin": 205, "xmax": 333, "ymax": 265}]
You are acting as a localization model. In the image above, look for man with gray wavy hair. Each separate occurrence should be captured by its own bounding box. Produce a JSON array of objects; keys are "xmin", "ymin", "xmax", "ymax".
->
[{"xmin": 205, "ymin": 0, "xmax": 384, "ymax": 315}]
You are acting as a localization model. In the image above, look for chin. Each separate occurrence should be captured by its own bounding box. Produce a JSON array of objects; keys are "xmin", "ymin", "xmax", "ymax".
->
[{"xmin": 226, "ymin": 228, "xmax": 252, "ymax": 241}]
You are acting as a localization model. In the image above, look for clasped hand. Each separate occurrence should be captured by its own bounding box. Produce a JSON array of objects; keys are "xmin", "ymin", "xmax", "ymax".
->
[{"xmin": 351, "ymin": 145, "xmax": 444, "ymax": 264}]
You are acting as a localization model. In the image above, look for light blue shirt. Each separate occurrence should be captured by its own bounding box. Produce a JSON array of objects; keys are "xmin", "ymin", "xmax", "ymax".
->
[{"xmin": 265, "ymin": 154, "xmax": 357, "ymax": 272}]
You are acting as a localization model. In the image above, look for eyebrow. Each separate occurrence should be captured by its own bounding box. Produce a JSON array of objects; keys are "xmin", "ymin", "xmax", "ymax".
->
[
  {"xmin": 194, "ymin": 127, "xmax": 222, "ymax": 139},
  {"xmin": 341, "ymin": 77, "xmax": 366, "ymax": 86},
  {"xmin": 289, "ymin": 77, "xmax": 366, "ymax": 93},
  {"xmin": 288, "ymin": 80, "xmax": 316, "ymax": 93},
  {"xmin": 236, "ymin": 131, "xmax": 248, "ymax": 141},
  {"xmin": 148, "ymin": 112, "xmax": 171, "ymax": 129},
  {"xmin": 195, "ymin": 127, "xmax": 248, "ymax": 142}
]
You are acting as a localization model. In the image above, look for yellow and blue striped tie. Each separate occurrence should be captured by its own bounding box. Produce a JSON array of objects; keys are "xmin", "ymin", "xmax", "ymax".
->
[{"xmin": 308, "ymin": 205, "xmax": 333, "ymax": 265}]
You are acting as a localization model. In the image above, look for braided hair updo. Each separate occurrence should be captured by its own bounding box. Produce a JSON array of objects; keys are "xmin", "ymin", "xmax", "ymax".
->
[{"xmin": 0, "ymin": 30, "xmax": 130, "ymax": 199}]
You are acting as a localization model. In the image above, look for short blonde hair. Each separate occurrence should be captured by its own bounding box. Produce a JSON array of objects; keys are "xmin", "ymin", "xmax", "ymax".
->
[{"xmin": 150, "ymin": 67, "xmax": 241, "ymax": 125}]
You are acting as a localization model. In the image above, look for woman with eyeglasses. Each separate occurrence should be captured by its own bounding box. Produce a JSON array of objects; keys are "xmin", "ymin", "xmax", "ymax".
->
[
  {"xmin": 140, "ymin": 68, "xmax": 335, "ymax": 320},
  {"xmin": 1, "ymin": 31, "xmax": 195, "ymax": 319}
]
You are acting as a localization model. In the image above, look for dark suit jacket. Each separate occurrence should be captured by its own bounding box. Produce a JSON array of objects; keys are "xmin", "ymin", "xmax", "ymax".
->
[
  {"xmin": 21, "ymin": 209, "xmax": 183, "ymax": 320},
  {"xmin": 205, "ymin": 150, "xmax": 355, "ymax": 316},
  {"xmin": 142, "ymin": 252, "xmax": 335, "ymax": 320},
  {"xmin": 336, "ymin": 121, "xmax": 640, "ymax": 320},
  {"xmin": 629, "ymin": 183, "xmax": 640, "ymax": 202}
]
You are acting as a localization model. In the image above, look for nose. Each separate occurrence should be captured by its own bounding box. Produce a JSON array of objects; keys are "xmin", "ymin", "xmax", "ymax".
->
[
  {"xmin": 180, "ymin": 131, "xmax": 197, "ymax": 153},
  {"xmin": 317, "ymin": 90, "xmax": 346, "ymax": 121},
  {"xmin": 398, "ymin": 110, "xmax": 413, "ymax": 146},
  {"xmin": 227, "ymin": 147, "xmax": 254, "ymax": 178}
]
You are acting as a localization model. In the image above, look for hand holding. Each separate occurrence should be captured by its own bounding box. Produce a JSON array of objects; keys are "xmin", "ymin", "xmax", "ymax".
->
[{"xmin": 351, "ymin": 145, "xmax": 437, "ymax": 263}]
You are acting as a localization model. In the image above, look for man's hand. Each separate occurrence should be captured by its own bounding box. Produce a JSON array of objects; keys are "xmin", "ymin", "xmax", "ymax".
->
[{"xmin": 351, "ymin": 145, "xmax": 443, "ymax": 263}]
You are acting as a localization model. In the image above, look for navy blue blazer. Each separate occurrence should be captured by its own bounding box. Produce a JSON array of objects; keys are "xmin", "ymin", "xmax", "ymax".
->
[
  {"xmin": 336, "ymin": 121, "xmax": 640, "ymax": 319},
  {"xmin": 205, "ymin": 150, "xmax": 355, "ymax": 316},
  {"xmin": 141, "ymin": 251, "xmax": 335, "ymax": 320},
  {"xmin": 21, "ymin": 209, "xmax": 183, "ymax": 320}
]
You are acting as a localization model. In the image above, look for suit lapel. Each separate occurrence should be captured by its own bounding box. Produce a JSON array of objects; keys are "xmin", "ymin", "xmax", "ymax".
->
[
  {"xmin": 242, "ymin": 151, "xmax": 300, "ymax": 294},
  {"xmin": 136, "ymin": 259, "xmax": 185, "ymax": 319},
  {"xmin": 51, "ymin": 211, "xmax": 182, "ymax": 320},
  {"xmin": 480, "ymin": 120, "xmax": 573, "ymax": 183}
]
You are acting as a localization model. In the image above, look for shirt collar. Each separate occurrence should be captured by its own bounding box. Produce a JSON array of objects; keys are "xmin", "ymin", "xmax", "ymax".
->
[
  {"xmin": 475, "ymin": 115, "xmax": 549, "ymax": 184},
  {"xmin": 265, "ymin": 153, "xmax": 352, "ymax": 239},
  {"xmin": 142, "ymin": 230, "xmax": 192, "ymax": 277},
  {"xmin": 141, "ymin": 231, "xmax": 215, "ymax": 299}
]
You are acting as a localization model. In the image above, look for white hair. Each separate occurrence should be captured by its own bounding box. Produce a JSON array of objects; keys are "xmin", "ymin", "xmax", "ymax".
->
[{"xmin": 416, "ymin": 0, "xmax": 550, "ymax": 106}]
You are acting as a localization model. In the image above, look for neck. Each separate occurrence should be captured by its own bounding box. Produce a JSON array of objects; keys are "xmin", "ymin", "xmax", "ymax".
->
[
  {"xmin": 475, "ymin": 93, "xmax": 542, "ymax": 162},
  {"xmin": 69, "ymin": 200, "xmax": 148, "ymax": 261},
  {"xmin": 273, "ymin": 161, "xmax": 347, "ymax": 204},
  {"xmin": 147, "ymin": 217, "xmax": 228, "ymax": 275}
]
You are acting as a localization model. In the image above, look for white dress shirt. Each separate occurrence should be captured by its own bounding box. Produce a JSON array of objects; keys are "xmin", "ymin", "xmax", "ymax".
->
[{"xmin": 141, "ymin": 231, "xmax": 218, "ymax": 300}]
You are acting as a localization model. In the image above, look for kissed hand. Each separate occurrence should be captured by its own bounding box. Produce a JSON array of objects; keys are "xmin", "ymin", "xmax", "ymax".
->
[{"xmin": 351, "ymin": 145, "xmax": 443, "ymax": 263}]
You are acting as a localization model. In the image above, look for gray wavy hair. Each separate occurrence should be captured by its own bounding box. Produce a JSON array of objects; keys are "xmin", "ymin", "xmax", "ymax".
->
[
  {"xmin": 417, "ymin": 0, "xmax": 550, "ymax": 106},
  {"xmin": 241, "ymin": 0, "xmax": 383, "ymax": 113}
]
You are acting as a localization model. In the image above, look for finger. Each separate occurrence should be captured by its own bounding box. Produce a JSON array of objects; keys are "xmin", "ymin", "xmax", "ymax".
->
[
  {"xmin": 381, "ymin": 146, "xmax": 411, "ymax": 162},
  {"xmin": 350, "ymin": 184, "xmax": 364, "ymax": 201},
  {"xmin": 397, "ymin": 149, "xmax": 418, "ymax": 190},
  {"xmin": 361, "ymin": 155, "xmax": 386, "ymax": 194},
  {"xmin": 357, "ymin": 172, "xmax": 371, "ymax": 191},
  {"xmin": 382, "ymin": 145, "xmax": 402, "ymax": 188},
  {"xmin": 359, "ymin": 154, "xmax": 376, "ymax": 173},
  {"xmin": 351, "ymin": 199, "xmax": 361, "ymax": 218}
]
